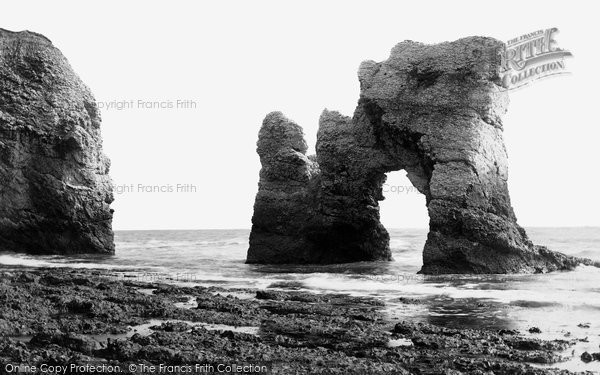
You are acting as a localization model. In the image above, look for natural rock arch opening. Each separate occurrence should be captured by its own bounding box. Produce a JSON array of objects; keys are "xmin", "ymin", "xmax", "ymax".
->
[
  {"xmin": 247, "ymin": 37, "xmax": 594, "ymax": 274},
  {"xmin": 379, "ymin": 171, "xmax": 428, "ymax": 231},
  {"xmin": 378, "ymin": 170, "xmax": 429, "ymax": 270}
]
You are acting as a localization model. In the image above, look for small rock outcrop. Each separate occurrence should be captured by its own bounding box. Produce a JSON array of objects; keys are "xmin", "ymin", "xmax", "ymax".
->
[
  {"xmin": 0, "ymin": 29, "xmax": 114, "ymax": 254},
  {"xmin": 248, "ymin": 36, "xmax": 594, "ymax": 273}
]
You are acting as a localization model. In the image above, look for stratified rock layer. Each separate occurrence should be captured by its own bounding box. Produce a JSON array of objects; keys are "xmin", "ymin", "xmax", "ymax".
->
[
  {"xmin": 248, "ymin": 36, "xmax": 594, "ymax": 274},
  {"xmin": 0, "ymin": 29, "xmax": 114, "ymax": 254}
]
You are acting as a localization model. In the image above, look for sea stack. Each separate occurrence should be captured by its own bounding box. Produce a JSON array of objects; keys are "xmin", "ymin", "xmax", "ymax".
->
[
  {"xmin": 0, "ymin": 29, "xmax": 114, "ymax": 254},
  {"xmin": 248, "ymin": 36, "xmax": 592, "ymax": 274}
]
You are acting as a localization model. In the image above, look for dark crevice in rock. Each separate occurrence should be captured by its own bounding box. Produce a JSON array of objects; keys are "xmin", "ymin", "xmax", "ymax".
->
[{"xmin": 408, "ymin": 66, "xmax": 443, "ymax": 89}]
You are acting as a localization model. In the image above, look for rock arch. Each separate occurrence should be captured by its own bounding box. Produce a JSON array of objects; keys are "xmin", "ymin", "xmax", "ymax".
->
[{"xmin": 247, "ymin": 37, "xmax": 593, "ymax": 274}]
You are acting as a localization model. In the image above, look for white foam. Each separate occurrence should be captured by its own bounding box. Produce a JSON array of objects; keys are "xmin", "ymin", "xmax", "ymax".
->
[{"xmin": 0, "ymin": 253, "xmax": 140, "ymax": 270}]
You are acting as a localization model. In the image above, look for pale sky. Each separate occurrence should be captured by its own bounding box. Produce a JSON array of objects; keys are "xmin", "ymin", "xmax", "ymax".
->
[{"xmin": 2, "ymin": 0, "xmax": 599, "ymax": 229}]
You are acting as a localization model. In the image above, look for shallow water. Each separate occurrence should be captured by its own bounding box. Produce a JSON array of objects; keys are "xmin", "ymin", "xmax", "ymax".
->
[
  {"xmin": 1, "ymin": 227, "xmax": 599, "ymax": 372},
  {"xmin": 90, "ymin": 319, "xmax": 260, "ymax": 342}
]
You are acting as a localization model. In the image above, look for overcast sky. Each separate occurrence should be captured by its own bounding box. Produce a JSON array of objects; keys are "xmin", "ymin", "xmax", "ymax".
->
[{"xmin": 3, "ymin": 0, "xmax": 599, "ymax": 230}]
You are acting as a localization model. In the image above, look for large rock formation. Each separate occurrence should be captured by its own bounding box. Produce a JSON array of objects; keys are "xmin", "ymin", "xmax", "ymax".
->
[
  {"xmin": 248, "ymin": 36, "xmax": 594, "ymax": 273},
  {"xmin": 0, "ymin": 29, "xmax": 114, "ymax": 254}
]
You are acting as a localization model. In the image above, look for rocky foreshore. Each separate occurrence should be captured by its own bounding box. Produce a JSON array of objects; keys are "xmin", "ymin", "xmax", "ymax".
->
[{"xmin": 0, "ymin": 267, "xmax": 596, "ymax": 374}]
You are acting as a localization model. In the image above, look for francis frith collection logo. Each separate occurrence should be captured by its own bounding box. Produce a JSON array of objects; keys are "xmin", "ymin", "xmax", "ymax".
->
[{"xmin": 500, "ymin": 27, "xmax": 573, "ymax": 90}]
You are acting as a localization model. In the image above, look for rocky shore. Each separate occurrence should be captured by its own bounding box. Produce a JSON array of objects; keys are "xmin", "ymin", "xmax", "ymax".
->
[{"xmin": 0, "ymin": 267, "xmax": 596, "ymax": 374}]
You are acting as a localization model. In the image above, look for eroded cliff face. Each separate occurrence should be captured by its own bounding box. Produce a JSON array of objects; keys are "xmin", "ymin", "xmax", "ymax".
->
[
  {"xmin": 248, "ymin": 36, "xmax": 594, "ymax": 274},
  {"xmin": 0, "ymin": 29, "xmax": 114, "ymax": 254}
]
